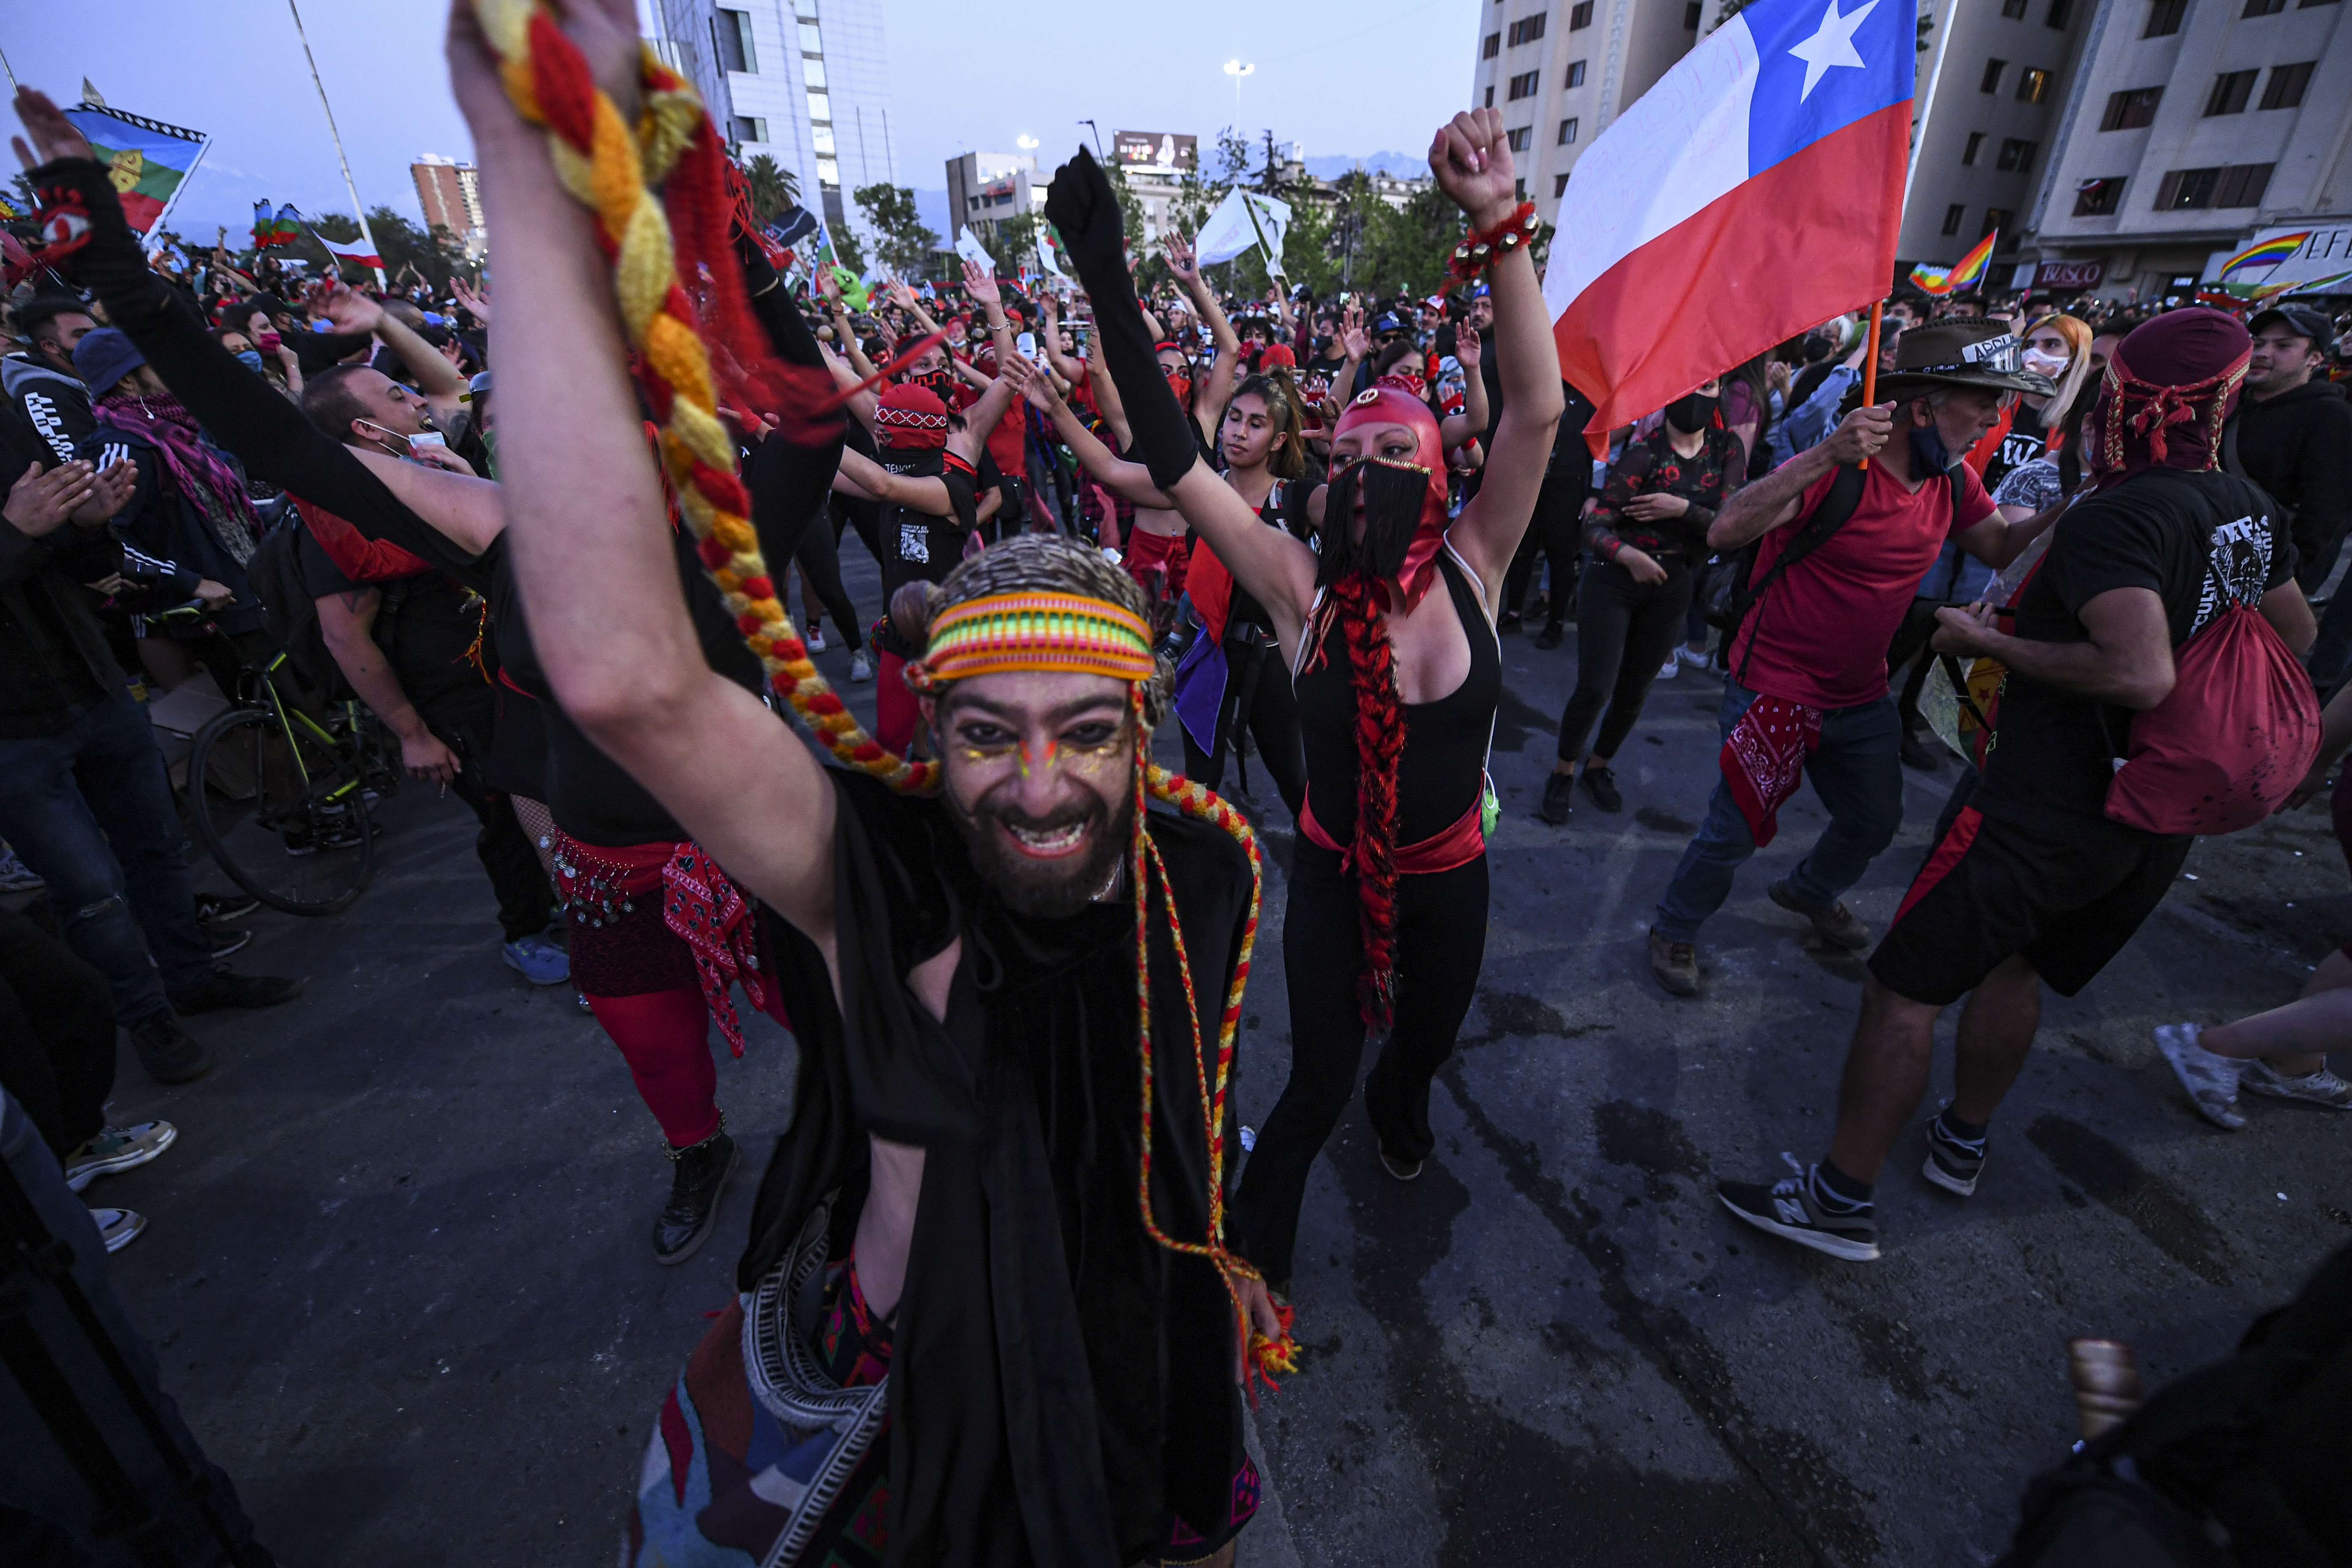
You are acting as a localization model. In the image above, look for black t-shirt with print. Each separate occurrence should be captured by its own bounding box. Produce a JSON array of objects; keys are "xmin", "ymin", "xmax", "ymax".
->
[
  {"xmin": 879, "ymin": 464, "xmax": 979, "ymax": 594},
  {"xmin": 1973, "ymin": 467, "xmax": 2295, "ymax": 830},
  {"xmin": 294, "ymin": 528, "xmax": 490, "ymax": 711},
  {"xmin": 1981, "ymin": 401, "xmax": 2050, "ymax": 496}
]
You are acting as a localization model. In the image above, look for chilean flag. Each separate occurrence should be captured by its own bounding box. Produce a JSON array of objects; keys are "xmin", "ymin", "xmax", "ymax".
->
[
  {"xmin": 317, "ymin": 231, "xmax": 384, "ymax": 270},
  {"xmin": 1546, "ymin": 0, "xmax": 1917, "ymax": 454}
]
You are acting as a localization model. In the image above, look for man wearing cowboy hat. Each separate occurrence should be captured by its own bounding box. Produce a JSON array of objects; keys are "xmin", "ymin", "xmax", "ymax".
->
[{"xmin": 1647, "ymin": 318, "xmax": 2061, "ymax": 1002}]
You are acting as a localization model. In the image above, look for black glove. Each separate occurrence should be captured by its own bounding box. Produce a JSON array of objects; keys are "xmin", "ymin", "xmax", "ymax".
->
[
  {"xmin": 29, "ymin": 157, "xmax": 171, "ymax": 321},
  {"xmin": 1043, "ymin": 149, "xmax": 1197, "ymax": 494}
]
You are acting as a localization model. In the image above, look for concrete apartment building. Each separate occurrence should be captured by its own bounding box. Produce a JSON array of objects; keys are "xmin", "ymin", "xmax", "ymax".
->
[
  {"xmin": 947, "ymin": 152, "xmax": 1045, "ymax": 250},
  {"xmin": 635, "ymin": 0, "xmax": 898, "ymax": 241},
  {"xmin": 2023, "ymin": 0, "xmax": 2352, "ymax": 301},
  {"xmin": 409, "ymin": 155, "xmax": 485, "ymax": 261}
]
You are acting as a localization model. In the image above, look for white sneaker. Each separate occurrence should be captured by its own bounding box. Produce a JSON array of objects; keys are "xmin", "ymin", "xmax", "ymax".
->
[
  {"xmin": 806, "ymin": 623, "xmax": 828, "ymax": 653},
  {"xmin": 1673, "ymin": 644, "xmax": 1711, "ymax": 670},
  {"xmin": 92, "ymin": 1207, "xmax": 147, "ymax": 1252},
  {"xmin": 2153, "ymin": 1023, "xmax": 2246, "ymax": 1130},
  {"xmin": 1656, "ymin": 659, "xmax": 1680, "ymax": 680},
  {"xmin": 65, "ymin": 1122, "xmax": 177, "ymax": 1193},
  {"xmin": 2241, "ymin": 1061, "xmax": 2352, "ymax": 1109},
  {"xmin": 849, "ymin": 650, "xmax": 874, "ymax": 682}
]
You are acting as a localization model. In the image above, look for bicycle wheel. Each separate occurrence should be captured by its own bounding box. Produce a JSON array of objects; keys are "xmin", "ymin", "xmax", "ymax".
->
[{"xmin": 188, "ymin": 707, "xmax": 376, "ymax": 915}]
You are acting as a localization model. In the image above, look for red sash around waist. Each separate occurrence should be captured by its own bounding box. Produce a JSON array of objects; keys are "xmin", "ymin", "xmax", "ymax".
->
[
  {"xmin": 549, "ymin": 834, "xmax": 766, "ymax": 1057},
  {"xmin": 1297, "ymin": 791, "xmax": 1485, "ymax": 876}
]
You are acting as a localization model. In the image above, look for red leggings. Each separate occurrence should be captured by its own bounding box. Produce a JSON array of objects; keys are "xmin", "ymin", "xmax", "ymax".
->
[{"xmin": 586, "ymin": 982, "xmax": 792, "ymax": 1150}]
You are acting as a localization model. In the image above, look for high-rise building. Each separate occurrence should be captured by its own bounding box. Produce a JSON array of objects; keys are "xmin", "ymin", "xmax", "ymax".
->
[
  {"xmin": 714, "ymin": 0, "xmax": 898, "ymax": 242},
  {"xmin": 1469, "ymin": 0, "xmax": 1707, "ymax": 224},
  {"xmin": 946, "ymin": 152, "xmax": 1043, "ymax": 253},
  {"xmin": 2021, "ymin": 0, "xmax": 2352, "ymax": 302},
  {"xmin": 411, "ymin": 155, "xmax": 485, "ymax": 261},
  {"xmin": 1902, "ymin": 0, "xmax": 2098, "ymax": 278}
]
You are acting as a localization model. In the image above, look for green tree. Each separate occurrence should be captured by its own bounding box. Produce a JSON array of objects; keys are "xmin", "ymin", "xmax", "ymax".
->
[
  {"xmin": 987, "ymin": 208, "xmax": 1040, "ymax": 277},
  {"xmin": 854, "ymin": 182, "xmax": 939, "ymax": 279},
  {"xmin": 291, "ymin": 207, "xmax": 467, "ymax": 288},
  {"xmin": 745, "ymin": 154, "xmax": 799, "ymax": 224}
]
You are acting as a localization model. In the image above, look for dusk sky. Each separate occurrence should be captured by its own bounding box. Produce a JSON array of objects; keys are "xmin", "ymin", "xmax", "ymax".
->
[{"xmin": 8, "ymin": 0, "xmax": 1479, "ymax": 244}]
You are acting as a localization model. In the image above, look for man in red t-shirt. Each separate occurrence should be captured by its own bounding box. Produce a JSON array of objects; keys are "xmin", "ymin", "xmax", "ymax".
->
[{"xmin": 1648, "ymin": 321, "xmax": 2058, "ymax": 999}]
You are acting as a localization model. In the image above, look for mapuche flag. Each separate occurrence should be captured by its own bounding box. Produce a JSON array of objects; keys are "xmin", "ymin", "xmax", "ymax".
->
[
  {"xmin": 62, "ymin": 104, "xmax": 209, "ymax": 239},
  {"xmin": 252, "ymin": 201, "xmax": 305, "ymax": 249},
  {"xmin": 1545, "ymin": 0, "xmax": 1917, "ymax": 453}
]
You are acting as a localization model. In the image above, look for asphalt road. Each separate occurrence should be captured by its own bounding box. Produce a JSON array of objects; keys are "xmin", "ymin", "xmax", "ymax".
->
[{"xmin": 73, "ymin": 534, "xmax": 2352, "ymax": 1566}]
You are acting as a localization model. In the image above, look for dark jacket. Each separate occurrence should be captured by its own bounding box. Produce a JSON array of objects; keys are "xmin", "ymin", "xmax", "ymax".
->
[
  {"xmin": 2, "ymin": 352, "xmax": 95, "ymax": 467},
  {"xmin": 0, "ymin": 407, "xmax": 131, "ymax": 736},
  {"xmin": 79, "ymin": 421, "xmax": 266, "ymax": 637},
  {"xmin": 2227, "ymin": 378, "xmax": 2352, "ymax": 592}
]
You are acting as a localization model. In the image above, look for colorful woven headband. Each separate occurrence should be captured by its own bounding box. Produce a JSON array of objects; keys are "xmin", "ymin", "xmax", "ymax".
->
[{"xmin": 904, "ymin": 591, "xmax": 1158, "ymax": 691}]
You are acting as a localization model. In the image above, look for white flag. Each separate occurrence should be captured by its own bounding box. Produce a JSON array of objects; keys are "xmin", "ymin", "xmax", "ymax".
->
[
  {"xmin": 1194, "ymin": 188, "xmax": 1291, "ymax": 273},
  {"xmin": 955, "ymin": 225, "xmax": 995, "ymax": 269}
]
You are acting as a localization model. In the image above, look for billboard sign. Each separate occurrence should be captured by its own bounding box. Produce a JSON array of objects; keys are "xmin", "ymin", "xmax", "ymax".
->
[
  {"xmin": 2197, "ymin": 223, "xmax": 2352, "ymax": 299},
  {"xmin": 1114, "ymin": 131, "xmax": 1198, "ymax": 172},
  {"xmin": 2033, "ymin": 259, "xmax": 2104, "ymax": 291}
]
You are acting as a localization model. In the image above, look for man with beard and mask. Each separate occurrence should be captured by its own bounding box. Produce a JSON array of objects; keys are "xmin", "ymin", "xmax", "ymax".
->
[
  {"xmin": 1053, "ymin": 111, "xmax": 1566, "ymax": 1296},
  {"xmin": 1537, "ymin": 375, "xmax": 1745, "ymax": 826},
  {"xmin": 1722, "ymin": 309, "xmax": 2314, "ymax": 1263},
  {"xmin": 1646, "ymin": 321, "xmax": 2061, "ymax": 999}
]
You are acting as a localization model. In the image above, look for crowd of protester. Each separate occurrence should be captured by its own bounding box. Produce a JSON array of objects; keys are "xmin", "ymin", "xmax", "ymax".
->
[{"xmin": 3, "ymin": 51, "xmax": 2350, "ymax": 1563}]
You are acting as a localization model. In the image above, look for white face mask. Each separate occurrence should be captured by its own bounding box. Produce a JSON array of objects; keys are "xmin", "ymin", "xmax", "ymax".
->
[{"xmin": 2022, "ymin": 346, "xmax": 2069, "ymax": 378}]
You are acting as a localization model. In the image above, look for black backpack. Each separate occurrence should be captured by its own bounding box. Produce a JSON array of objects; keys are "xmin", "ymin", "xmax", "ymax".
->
[
  {"xmin": 245, "ymin": 509, "xmax": 344, "ymax": 700},
  {"xmin": 1995, "ymin": 1243, "xmax": 2352, "ymax": 1568}
]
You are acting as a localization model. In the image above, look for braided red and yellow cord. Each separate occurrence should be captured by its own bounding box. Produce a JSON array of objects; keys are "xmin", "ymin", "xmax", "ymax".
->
[
  {"xmin": 1131, "ymin": 690, "xmax": 1298, "ymax": 1394},
  {"xmin": 471, "ymin": 0, "xmax": 934, "ymax": 794}
]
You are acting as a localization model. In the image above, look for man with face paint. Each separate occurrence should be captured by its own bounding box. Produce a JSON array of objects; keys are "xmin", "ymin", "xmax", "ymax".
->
[
  {"xmin": 1050, "ymin": 109, "xmax": 1567, "ymax": 1295},
  {"xmin": 1646, "ymin": 321, "xmax": 2065, "ymax": 1000}
]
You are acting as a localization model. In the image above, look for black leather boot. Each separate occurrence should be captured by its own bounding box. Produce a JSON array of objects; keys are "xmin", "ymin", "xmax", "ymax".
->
[{"xmin": 654, "ymin": 1124, "xmax": 739, "ymax": 1265}]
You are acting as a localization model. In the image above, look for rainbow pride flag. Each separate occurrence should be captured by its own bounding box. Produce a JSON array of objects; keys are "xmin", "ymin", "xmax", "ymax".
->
[
  {"xmin": 2219, "ymin": 231, "xmax": 2310, "ymax": 281},
  {"xmin": 1910, "ymin": 230, "xmax": 1997, "ymax": 297}
]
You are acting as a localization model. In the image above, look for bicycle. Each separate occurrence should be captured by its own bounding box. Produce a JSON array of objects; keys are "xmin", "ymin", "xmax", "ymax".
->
[{"xmin": 154, "ymin": 603, "xmax": 400, "ymax": 916}]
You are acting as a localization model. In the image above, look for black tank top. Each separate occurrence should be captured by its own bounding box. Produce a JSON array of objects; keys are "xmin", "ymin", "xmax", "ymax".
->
[{"xmin": 1296, "ymin": 549, "xmax": 1499, "ymax": 845}]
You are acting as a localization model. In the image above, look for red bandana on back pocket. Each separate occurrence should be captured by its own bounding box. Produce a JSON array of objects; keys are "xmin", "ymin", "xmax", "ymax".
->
[{"xmin": 1721, "ymin": 696, "xmax": 1824, "ymax": 848}]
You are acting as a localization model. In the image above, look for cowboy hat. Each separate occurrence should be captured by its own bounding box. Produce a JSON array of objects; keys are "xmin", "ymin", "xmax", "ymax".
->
[{"xmin": 1874, "ymin": 318, "xmax": 2055, "ymax": 403}]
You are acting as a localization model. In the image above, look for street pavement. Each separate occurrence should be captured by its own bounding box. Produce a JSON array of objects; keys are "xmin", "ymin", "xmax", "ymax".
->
[{"xmin": 74, "ymin": 534, "xmax": 2352, "ymax": 1565}]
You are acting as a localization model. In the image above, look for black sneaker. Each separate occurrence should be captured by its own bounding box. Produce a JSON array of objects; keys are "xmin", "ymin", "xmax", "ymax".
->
[
  {"xmin": 1922, "ymin": 1107, "xmax": 1986, "ymax": 1197},
  {"xmin": 195, "ymin": 892, "xmax": 261, "ymax": 924},
  {"xmin": 169, "ymin": 970, "xmax": 304, "ymax": 1015},
  {"xmin": 1534, "ymin": 622, "xmax": 1565, "ymax": 651},
  {"xmin": 1497, "ymin": 611, "xmax": 1524, "ymax": 635},
  {"xmin": 654, "ymin": 1130, "xmax": 740, "ymax": 1265},
  {"xmin": 1537, "ymin": 772, "xmax": 1576, "ymax": 825},
  {"xmin": 127, "ymin": 1014, "xmax": 215, "ymax": 1085},
  {"xmin": 1580, "ymin": 765, "xmax": 1623, "ymax": 813},
  {"xmin": 1718, "ymin": 1156, "xmax": 1880, "ymax": 1262}
]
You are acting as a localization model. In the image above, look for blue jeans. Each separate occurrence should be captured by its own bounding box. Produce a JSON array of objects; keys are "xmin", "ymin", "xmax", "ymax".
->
[
  {"xmin": 0, "ymin": 690, "xmax": 213, "ymax": 1024},
  {"xmin": 1653, "ymin": 681, "xmax": 1905, "ymax": 942},
  {"xmin": 2306, "ymin": 587, "xmax": 2352, "ymax": 693}
]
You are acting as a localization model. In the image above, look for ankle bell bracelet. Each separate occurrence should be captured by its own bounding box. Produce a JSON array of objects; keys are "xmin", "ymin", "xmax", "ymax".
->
[{"xmin": 664, "ymin": 1112, "xmax": 727, "ymax": 1161}]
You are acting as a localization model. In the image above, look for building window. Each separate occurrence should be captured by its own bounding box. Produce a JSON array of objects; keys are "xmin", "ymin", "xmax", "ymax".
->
[
  {"xmin": 1567, "ymin": 59, "xmax": 1588, "ymax": 86},
  {"xmin": 2073, "ymin": 175, "xmax": 2125, "ymax": 214},
  {"xmin": 1515, "ymin": 177, "xmax": 1528, "ymax": 200},
  {"xmin": 2015, "ymin": 66, "xmax": 2051, "ymax": 102},
  {"xmin": 803, "ymin": 56, "xmax": 825, "ymax": 87},
  {"xmin": 1981, "ymin": 57, "xmax": 2006, "ymax": 93},
  {"xmin": 1559, "ymin": 116, "xmax": 1580, "ymax": 143},
  {"xmin": 2100, "ymin": 86, "xmax": 2164, "ymax": 128},
  {"xmin": 2243, "ymin": 0, "xmax": 2285, "ymax": 12},
  {"xmin": 2216, "ymin": 162, "xmax": 2275, "ymax": 204},
  {"xmin": 2144, "ymin": 0, "xmax": 2188, "ymax": 34},
  {"xmin": 1571, "ymin": 0, "xmax": 1594, "ymax": 24},
  {"xmin": 811, "ymin": 124, "xmax": 836, "ymax": 153},
  {"xmin": 1997, "ymin": 137, "xmax": 2038, "ymax": 171},
  {"xmin": 2260, "ymin": 60, "xmax": 2315, "ymax": 108},
  {"xmin": 816, "ymin": 157, "xmax": 839, "ymax": 186},
  {"xmin": 1683, "ymin": 2, "xmax": 1702, "ymax": 25},
  {"xmin": 1483, "ymin": 31, "xmax": 1501, "ymax": 57},
  {"xmin": 2297, "ymin": 0, "xmax": 2340, "ymax": 8},
  {"xmin": 2002, "ymin": 0, "xmax": 2027, "ymax": 14},
  {"xmin": 2205, "ymin": 68, "xmax": 2257, "ymax": 113},
  {"xmin": 1983, "ymin": 207, "xmax": 2016, "ymax": 243},
  {"xmin": 730, "ymin": 115, "xmax": 767, "ymax": 145},
  {"xmin": 798, "ymin": 20, "xmax": 822, "ymax": 51},
  {"xmin": 1506, "ymin": 125, "xmax": 1534, "ymax": 151},
  {"xmin": 1484, "ymin": 86, "xmax": 1495, "ymax": 106},
  {"xmin": 716, "ymin": 8, "xmax": 756, "ymax": 72},
  {"xmin": 806, "ymin": 92, "xmax": 830, "ymax": 119},
  {"xmin": 2047, "ymin": 0, "xmax": 2073, "ymax": 23},
  {"xmin": 1963, "ymin": 131, "xmax": 1985, "ymax": 164},
  {"xmin": 1942, "ymin": 203, "xmax": 1967, "ymax": 235},
  {"xmin": 1508, "ymin": 69, "xmax": 1541, "ymax": 99},
  {"xmin": 2156, "ymin": 166, "xmax": 2221, "ymax": 207},
  {"xmin": 1508, "ymin": 14, "xmax": 1546, "ymax": 44},
  {"xmin": 1554, "ymin": 172, "xmax": 1571, "ymax": 197}
]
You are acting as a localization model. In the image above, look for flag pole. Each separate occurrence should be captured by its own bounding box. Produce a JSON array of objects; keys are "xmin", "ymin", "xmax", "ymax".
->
[
  {"xmin": 1859, "ymin": 299, "xmax": 1883, "ymax": 471},
  {"xmin": 286, "ymin": 0, "xmax": 385, "ymax": 289}
]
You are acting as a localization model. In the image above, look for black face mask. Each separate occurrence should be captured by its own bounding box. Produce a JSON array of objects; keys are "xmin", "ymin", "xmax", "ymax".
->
[
  {"xmin": 1319, "ymin": 460, "xmax": 1431, "ymax": 588},
  {"xmin": 1664, "ymin": 393, "xmax": 1718, "ymax": 434},
  {"xmin": 1909, "ymin": 419, "xmax": 1954, "ymax": 475}
]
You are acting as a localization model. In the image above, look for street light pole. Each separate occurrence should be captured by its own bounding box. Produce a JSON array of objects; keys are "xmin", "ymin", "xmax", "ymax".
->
[
  {"xmin": 286, "ymin": 0, "xmax": 385, "ymax": 288},
  {"xmin": 1222, "ymin": 60, "xmax": 1255, "ymax": 112}
]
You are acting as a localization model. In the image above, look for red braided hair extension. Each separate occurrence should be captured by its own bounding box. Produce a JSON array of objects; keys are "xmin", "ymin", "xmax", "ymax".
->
[{"xmin": 1329, "ymin": 572, "xmax": 1407, "ymax": 1032}]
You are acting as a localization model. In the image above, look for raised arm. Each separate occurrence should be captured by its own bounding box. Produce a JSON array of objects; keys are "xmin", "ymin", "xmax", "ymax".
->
[
  {"xmin": 1008, "ymin": 355, "xmax": 1169, "ymax": 510},
  {"xmin": 447, "ymin": 0, "xmax": 840, "ymax": 947},
  {"xmin": 1163, "ymin": 231, "xmax": 1239, "ymax": 436},
  {"xmin": 1046, "ymin": 147, "xmax": 1316, "ymax": 641},
  {"xmin": 1439, "ymin": 111, "xmax": 1564, "ymax": 597},
  {"xmin": 317, "ymin": 283, "xmax": 468, "ymax": 419},
  {"xmin": 1442, "ymin": 323, "xmax": 1488, "ymax": 450},
  {"xmin": 1039, "ymin": 294, "xmax": 1086, "ymax": 384}
]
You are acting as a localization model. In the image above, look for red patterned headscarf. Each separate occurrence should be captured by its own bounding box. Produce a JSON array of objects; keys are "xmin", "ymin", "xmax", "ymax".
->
[
  {"xmin": 876, "ymin": 382, "xmax": 950, "ymax": 450},
  {"xmin": 2082, "ymin": 308, "xmax": 2251, "ymax": 494}
]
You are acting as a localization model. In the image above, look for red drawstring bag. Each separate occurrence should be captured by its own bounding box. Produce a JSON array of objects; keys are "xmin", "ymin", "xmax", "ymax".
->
[{"xmin": 2105, "ymin": 569, "xmax": 2319, "ymax": 836}]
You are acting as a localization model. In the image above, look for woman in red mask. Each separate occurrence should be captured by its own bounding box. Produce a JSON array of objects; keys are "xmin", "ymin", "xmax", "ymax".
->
[{"xmin": 1047, "ymin": 109, "xmax": 1564, "ymax": 1296}]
